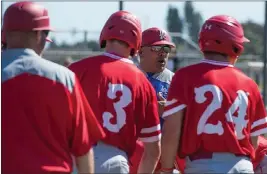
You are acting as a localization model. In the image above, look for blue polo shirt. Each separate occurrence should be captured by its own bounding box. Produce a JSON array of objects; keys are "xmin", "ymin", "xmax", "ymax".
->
[{"xmin": 140, "ymin": 68, "xmax": 174, "ymax": 126}]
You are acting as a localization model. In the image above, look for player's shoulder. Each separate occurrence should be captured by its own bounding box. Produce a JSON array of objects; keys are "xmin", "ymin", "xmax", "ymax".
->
[
  {"xmin": 233, "ymin": 67, "xmax": 253, "ymax": 79},
  {"xmin": 156, "ymin": 68, "xmax": 174, "ymax": 84},
  {"xmin": 172, "ymin": 62, "xmax": 199, "ymax": 79},
  {"xmin": 2, "ymin": 49, "xmax": 76, "ymax": 93},
  {"xmin": 239, "ymin": 72, "xmax": 262, "ymax": 97},
  {"xmin": 164, "ymin": 68, "xmax": 175, "ymax": 77},
  {"xmin": 33, "ymin": 57, "xmax": 77, "ymax": 92},
  {"xmin": 116, "ymin": 62, "xmax": 148, "ymax": 86},
  {"xmin": 37, "ymin": 58, "xmax": 75, "ymax": 77},
  {"xmin": 174, "ymin": 60, "xmax": 243, "ymax": 77},
  {"xmin": 70, "ymin": 53, "xmax": 136, "ymax": 69},
  {"xmin": 70, "ymin": 52, "xmax": 147, "ymax": 82},
  {"xmin": 69, "ymin": 54, "xmax": 104, "ymax": 69},
  {"xmin": 120, "ymin": 64, "xmax": 151, "ymax": 87},
  {"xmin": 231, "ymin": 66, "xmax": 259, "ymax": 87},
  {"xmin": 176, "ymin": 62, "xmax": 201, "ymax": 73}
]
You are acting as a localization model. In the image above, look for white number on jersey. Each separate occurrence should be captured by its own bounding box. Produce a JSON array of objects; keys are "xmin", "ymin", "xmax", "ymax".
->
[
  {"xmin": 195, "ymin": 85, "xmax": 224, "ymax": 135},
  {"xmin": 103, "ymin": 83, "xmax": 132, "ymax": 133},
  {"xmin": 226, "ymin": 90, "xmax": 249, "ymax": 140},
  {"xmin": 195, "ymin": 84, "xmax": 249, "ymax": 140}
]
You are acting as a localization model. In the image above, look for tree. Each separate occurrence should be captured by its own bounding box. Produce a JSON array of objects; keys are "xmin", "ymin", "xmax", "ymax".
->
[
  {"xmin": 166, "ymin": 5, "xmax": 183, "ymax": 45},
  {"xmin": 184, "ymin": 1, "xmax": 194, "ymax": 26},
  {"xmin": 241, "ymin": 20, "xmax": 264, "ymax": 56},
  {"xmin": 88, "ymin": 40, "xmax": 101, "ymax": 51},
  {"xmin": 191, "ymin": 12, "xmax": 203, "ymax": 43},
  {"xmin": 184, "ymin": 2, "xmax": 203, "ymax": 43}
]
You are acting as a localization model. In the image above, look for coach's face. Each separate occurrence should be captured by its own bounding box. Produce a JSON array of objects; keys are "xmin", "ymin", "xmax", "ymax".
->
[
  {"xmin": 139, "ymin": 44, "xmax": 171, "ymax": 73},
  {"xmin": 36, "ymin": 30, "xmax": 49, "ymax": 55}
]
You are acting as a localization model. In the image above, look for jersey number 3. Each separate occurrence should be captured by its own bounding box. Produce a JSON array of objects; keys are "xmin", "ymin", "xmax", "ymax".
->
[
  {"xmin": 195, "ymin": 84, "xmax": 249, "ymax": 140},
  {"xmin": 103, "ymin": 83, "xmax": 132, "ymax": 133}
]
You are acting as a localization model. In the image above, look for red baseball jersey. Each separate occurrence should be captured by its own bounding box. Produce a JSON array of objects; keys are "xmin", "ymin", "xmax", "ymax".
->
[
  {"xmin": 163, "ymin": 59, "xmax": 267, "ymax": 159},
  {"xmin": 2, "ymin": 48, "xmax": 105, "ymax": 174},
  {"xmin": 69, "ymin": 52, "xmax": 161, "ymax": 157},
  {"xmin": 253, "ymin": 136, "xmax": 267, "ymax": 169}
]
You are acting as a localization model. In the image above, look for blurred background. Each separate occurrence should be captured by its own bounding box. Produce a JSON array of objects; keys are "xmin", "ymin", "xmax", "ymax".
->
[{"xmin": 1, "ymin": 1, "xmax": 267, "ymax": 106}]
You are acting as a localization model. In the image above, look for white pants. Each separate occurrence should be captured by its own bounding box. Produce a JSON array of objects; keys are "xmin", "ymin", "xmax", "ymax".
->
[
  {"xmin": 185, "ymin": 153, "xmax": 254, "ymax": 174},
  {"xmin": 93, "ymin": 142, "xmax": 129, "ymax": 173}
]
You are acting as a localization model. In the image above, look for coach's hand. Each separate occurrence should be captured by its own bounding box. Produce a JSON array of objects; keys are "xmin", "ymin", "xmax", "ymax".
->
[{"xmin": 158, "ymin": 92, "xmax": 166, "ymax": 117}]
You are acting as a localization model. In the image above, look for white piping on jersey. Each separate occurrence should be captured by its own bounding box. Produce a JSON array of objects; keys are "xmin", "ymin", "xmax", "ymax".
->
[
  {"xmin": 103, "ymin": 52, "xmax": 134, "ymax": 64},
  {"xmin": 201, "ymin": 59, "xmax": 234, "ymax": 67},
  {"xmin": 139, "ymin": 134, "xmax": 162, "ymax": 143},
  {"xmin": 140, "ymin": 124, "xmax": 161, "ymax": 134},
  {"xmin": 251, "ymin": 117, "xmax": 267, "ymax": 130},
  {"xmin": 165, "ymin": 99, "xmax": 178, "ymax": 107},
  {"xmin": 162, "ymin": 104, "xmax": 187, "ymax": 118}
]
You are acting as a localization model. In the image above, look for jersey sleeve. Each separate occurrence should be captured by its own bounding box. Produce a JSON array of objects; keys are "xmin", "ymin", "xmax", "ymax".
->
[
  {"xmin": 138, "ymin": 80, "xmax": 161, "ymax": 143},
  {"xmin": 250, "ymin": 90, "xmax": 267, "ymax": 137},
  {"xmin": 69, "ymin": 76, "xmax": 105, "ymax": 157},
  {"xmin": 162, "ymin": 70, "xmax": 187, "ymax": 119}
]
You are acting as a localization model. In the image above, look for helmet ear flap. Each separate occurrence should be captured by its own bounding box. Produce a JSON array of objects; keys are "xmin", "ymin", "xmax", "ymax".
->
[
  {"xmin": 232, "ymin": 43, "xmax": 244, "ymax": 57},
  {"xmin": 100, "ymin": 40, "xmax": 106, "ymax": 48}
]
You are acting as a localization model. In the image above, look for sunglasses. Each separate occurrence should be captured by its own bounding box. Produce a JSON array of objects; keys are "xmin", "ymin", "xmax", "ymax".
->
[
  {"xmin": 151, "ymin": 45, "xmax": 171, "ymax": 53},
  {"xmin": 42, "ymin": 30, "xmax": 50, "ymax": 36}
]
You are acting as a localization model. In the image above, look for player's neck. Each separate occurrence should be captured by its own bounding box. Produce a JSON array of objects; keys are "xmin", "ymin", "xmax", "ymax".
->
[
  {"xmin": 204, "ymin": 55, "xmax": 236, "ymax": 65},
  {"xmin": 7, "ymin": 39, "xmax": 40, "ymax": 55},
  {"xmin": 7, "ymin": 45, "xmax": 41, "ymax": 56},
  {"xmin": 105, "ymin": 45, "xmax": 130, "ymax": 58}
]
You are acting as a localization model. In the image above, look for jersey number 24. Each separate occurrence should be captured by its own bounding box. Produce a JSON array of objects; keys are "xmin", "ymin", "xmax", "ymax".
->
[{"xmin": 195, "ymin": 84, "xmax": 249, "ymax": 140}]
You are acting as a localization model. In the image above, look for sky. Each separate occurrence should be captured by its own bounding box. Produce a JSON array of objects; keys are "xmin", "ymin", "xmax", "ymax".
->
[{"xmin": 1, "ymin": 1, "xmax": 266, "ymax": 45}]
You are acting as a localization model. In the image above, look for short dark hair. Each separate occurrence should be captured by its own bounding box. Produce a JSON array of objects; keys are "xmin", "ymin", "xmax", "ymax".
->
[
  {"xmin": 203, "ymin": 51, "xmax": 227, "ymax": 58},
  {"xmin": 105, "ymin": 39, "xmax": 135, "ymax": 56},
  {"xmin": 110, "ymin": 39, "xmax": 129, "ymax": 47}
]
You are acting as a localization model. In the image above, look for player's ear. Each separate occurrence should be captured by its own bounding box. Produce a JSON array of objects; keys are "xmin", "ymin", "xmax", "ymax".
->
[{"xmin": 35, "ymin": 31, "xmax": 42, "ymax": 43}]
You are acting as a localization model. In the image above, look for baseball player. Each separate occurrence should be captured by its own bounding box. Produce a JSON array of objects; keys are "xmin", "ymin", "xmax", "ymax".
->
[
  {"xmin": 69, "ymin": 11, "xmax": 161, "ymax": 173},
  {"xmin": 2, "ymin": 2, "xmax": 105, "ymax": 174},
  {"xmin": 130, "ymin": 27, "xmax": 178, "ymax": 173},
  {"xmin": 161, "ymin": 15, "xmax": 267, "ymax": 173},
  {"xmin": 253, "ymin": 136, "xmax": 267, "ymax": 173}
]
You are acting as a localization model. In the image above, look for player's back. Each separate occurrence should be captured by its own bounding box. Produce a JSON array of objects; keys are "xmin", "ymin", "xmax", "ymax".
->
[
  {"xmin": 170, "ymin": 59, "xmax": 266, "ymax": 158},
  {"xmin": 69, "ymin": 52, "xmax": 159, "ymax": 156},
  {"xmin": 2, "ymin": 48, "xmax": 80, "ymax": 173}
]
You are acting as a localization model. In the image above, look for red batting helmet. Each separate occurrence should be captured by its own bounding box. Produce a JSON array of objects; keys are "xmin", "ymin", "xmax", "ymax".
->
[
  {"xmin": 198, "ymin": 15, "xmax": 249, "ymax": 58},
  {"xmin": 142, "ymin": 27, "xmax": 175, "ymax": 48},
  {"xmin": 3, "ymin": 1, "xmax": 53, "ymax": 42},
  {"xmin": 99, "ymin": 10, "xmax": 142, "ymax": 56}
]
